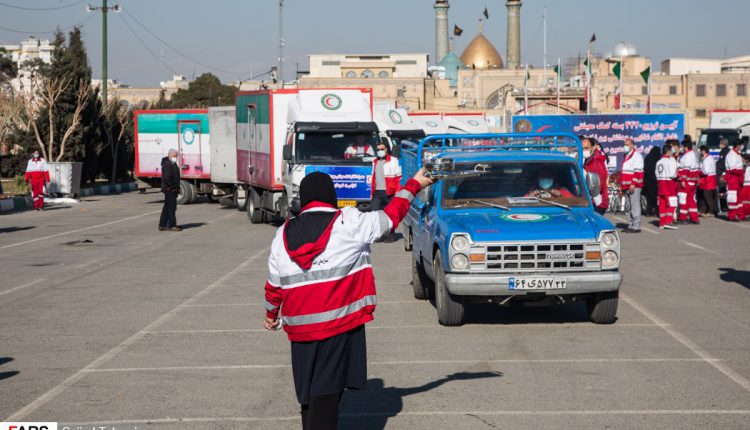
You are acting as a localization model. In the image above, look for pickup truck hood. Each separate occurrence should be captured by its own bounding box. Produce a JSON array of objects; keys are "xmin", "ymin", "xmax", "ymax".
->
[{"xmin": 448, "ymin": 210, "xmax": 599, "ymax": 243}]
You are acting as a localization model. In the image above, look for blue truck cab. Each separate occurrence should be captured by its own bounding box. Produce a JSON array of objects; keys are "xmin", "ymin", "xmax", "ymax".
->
[{"xmin": 400, "ymin": 133, "xmax": 623, "ymax": 326}]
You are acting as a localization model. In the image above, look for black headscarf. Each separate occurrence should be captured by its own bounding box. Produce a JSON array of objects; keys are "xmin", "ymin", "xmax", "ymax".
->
[{"xmin": 299, "ymin": 172, "xmax": 338, "ymax": 209}]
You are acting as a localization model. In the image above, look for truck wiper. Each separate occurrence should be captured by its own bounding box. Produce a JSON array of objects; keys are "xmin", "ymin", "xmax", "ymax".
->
[
  {"xmin": 525, "ymin": 196, "xmax": 571, "ymax": 210},
  {"xmin": 469, "ymin": 199, "xmax": 510, "ymax": 211}
]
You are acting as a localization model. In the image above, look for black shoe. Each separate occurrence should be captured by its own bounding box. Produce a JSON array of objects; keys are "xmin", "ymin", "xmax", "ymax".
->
[
  {"xmin": 158, "ymin": 226, "xmax": 168, "ymax": 231},
  {"xmin": 689, "ymin": 220, "xmax": 700, "ymax": 225}
]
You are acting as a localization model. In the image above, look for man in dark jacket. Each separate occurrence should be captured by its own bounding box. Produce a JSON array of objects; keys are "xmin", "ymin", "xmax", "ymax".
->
[{"xmin": 159, "ymin": 149, "xmax": 182, "ymax": 231}]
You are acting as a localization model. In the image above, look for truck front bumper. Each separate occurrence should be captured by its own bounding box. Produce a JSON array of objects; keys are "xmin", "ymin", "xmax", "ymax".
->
[{"xmin": 444, "ymin": 271, "xmax": 622, "ymax": 296}]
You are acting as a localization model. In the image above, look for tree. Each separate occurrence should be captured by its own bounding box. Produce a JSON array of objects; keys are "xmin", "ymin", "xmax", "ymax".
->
[
  {"xmin": 100, "ymin": 101, "xmax": 131, "ymax": 182},
  {"xmin": 0, "ymin": 47, "xmax": 18, "ymax": 83},
  {"xmin": 167, "ymin": 73, "xmax": 235, "ymax": 108}
]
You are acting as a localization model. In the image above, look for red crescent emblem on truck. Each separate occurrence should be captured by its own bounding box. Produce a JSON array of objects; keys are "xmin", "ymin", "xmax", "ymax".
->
[{"xmin": 321, "ymin": 94, "xmax": 342, "ymax": 110}]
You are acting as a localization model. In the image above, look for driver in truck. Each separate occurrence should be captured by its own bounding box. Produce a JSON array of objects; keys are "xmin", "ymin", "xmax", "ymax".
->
[
  {"xmin": 526, "ymin": 168, "xmax": 574, "ymax": 199},
  {"xmin": 344, "ymin": 134, "xmax": 375, "ymax": 160}
]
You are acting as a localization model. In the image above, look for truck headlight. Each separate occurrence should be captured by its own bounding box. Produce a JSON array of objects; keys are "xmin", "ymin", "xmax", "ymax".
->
[
  {"xmin": 450, "ymin": 234, "xmax": 470, "ymax": 252},
  {"xmin": 600, "ymin": 232, "xmax": 618, "ymax": 249},
  {"xmin": 451, "ymin": 254, "xmax": 469, "ymax": 270},
  {"xmin": 602, "ymin": 250, "xmax": 619, "ymax": 269}
]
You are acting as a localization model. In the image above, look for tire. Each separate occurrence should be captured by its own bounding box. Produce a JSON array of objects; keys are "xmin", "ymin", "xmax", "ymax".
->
[
  {"xmin": 247, "ymin": 187, "xmax": 264, "ymax": 224},
  {"xmin": 176, "ymin": 180, "xmax": 193, "ymax": 205},
  {"xmin": 188, "ymin": 182, "xmax": 198, "ymax": 204},
  {"xmin": 434, "ymin": 250, "xmax": 464, "ymax": 326},
  {"xmin": 277, "ymin": 192, "xmax": 291, "ymax": 222},
  {"xmin": 587, "ymin": 290, "xmax": 619, "ymax": 324},
  {"xmin": 139, "ymin": 188, "xmax": 146, "ymax": 194},
  {"xmin": 234, "ymin": 187, "xmax": 246, "ymax": 211},
  {"xmin": 403, "ymin": 227, "xmax": 413, "ymax": 252},
  {"xmin": 411, "ymin": 251, "xmax": 432, "ymax": 300}
]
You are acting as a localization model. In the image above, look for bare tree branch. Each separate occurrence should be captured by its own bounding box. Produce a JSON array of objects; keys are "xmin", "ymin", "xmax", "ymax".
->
[{"xmin": 57, "ymin": 79, "xmax": 91, "ymax": 161}]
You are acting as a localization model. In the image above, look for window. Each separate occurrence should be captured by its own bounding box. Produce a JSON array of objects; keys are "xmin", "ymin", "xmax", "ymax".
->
[
  {"xmin": 395, "ymin": 60, "xmax": 418, "ymax": 65},
  {"xmin": 361, "ymin": 69, "xmax": 374, "ymax": 78},
  {"xmin": 669, "ymin": 85, "xmax": 677, "ymax": 95},
  {"xmin": 641, "ymin": 86, "xmax": 648, "ymax": 95},
  {"xmin": 696, "ymin": 84, "xmax": 706, "ymax": 97},
  {"xmin": 738, "ymin": 83, "xmax": 747, "ymax": 96},
  {"xmin": 696, "ymin": 109, "xmax": 707, "ymax": 118},
  {"xmin": 378, "ymin": 70, "xmax": 389, "ymax": 78},
  {"xmin": 321, "ymin": 60, "xmax": 340, "ymax": 66},
  {"xmin": 716, "ymin": 84, "xmax": 726, "ymax": 97},
  {"xmin": 345, "ymin": 71, "xmax": 356, "ymax": 78}
]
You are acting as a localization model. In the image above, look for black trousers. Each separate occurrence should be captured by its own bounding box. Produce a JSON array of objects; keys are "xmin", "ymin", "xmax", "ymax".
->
[
  {"xmin": 698, "ymin": 189, "xmax": 718, "ymax": 214},
  {"xmin": 159, "ymin": 191, "xmax": 177, "ymax": 227},
  {"xmin": 300, "ymin": 392, "xmax": 342, "ymax": 430},
  {"xmin": 594, "ymin": 206, "xmax": 607, "ymax": 216},
  {"xmin": 369, "ymin": 190, "xmax": 391, "ymax": 212}
]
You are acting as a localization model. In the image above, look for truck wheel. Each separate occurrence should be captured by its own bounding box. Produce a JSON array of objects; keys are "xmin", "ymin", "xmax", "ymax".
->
[
  {"xmin": 176, "ymin": 180, "xmax": 193, "ymax": 205},
  {"xmin": 188, "ymin": 182, "xmax": 198, "ymax": 204},
  {"xmin": 434, "ymin": 250, "xmax": 464, "ymax": 326},
  {"xmin": 403, "ymin": 227, "xmax": 413, "ymax": 252},
  {"xmin": 247, "ymin": 188, "xmax": 264, "ymax": 224},
  {"xmin": 411, "ymin": 251, "xmax": 432, "ymax": 300},
  {"xmin": 587, "ymin": 291, "xmax": 619, "ymax": 324},
  {"xmin": 234, "ymin": 187, "xmax": 246, "ymax": 211}
]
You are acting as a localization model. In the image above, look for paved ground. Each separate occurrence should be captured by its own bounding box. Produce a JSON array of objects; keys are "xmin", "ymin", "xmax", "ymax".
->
[{"xmin": 1, "ymin": 191, "xmax": 749, "ymax": 429}]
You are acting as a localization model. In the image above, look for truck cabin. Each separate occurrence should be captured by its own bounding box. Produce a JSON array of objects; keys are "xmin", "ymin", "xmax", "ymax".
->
[
  {"xmin": 381, "ymin": 129, "xmax": 426, "ymax": 156},
  {"xmin": 698, "ymin": 128, "xmax": 740, "ymax": 151},
  {"xmin": 285, "ymin": 122, "xmax": 380, "ymax": 165}
]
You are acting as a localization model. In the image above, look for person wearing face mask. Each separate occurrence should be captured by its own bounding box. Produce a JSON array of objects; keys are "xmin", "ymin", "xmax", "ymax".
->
[
  {"xmin": 24, "ymin": 150, "xmax": 50, "ymax": 211},
  {"xmin": 698, "ymin": 145, "xmax": 718, "ymax": 217},
  {"xmin": 676, "ymin": 140, "xmax": 700, "ymax": 224},
  {"xmin": 526, "ymin": 168, "xmax": 574, "ymax": 198},
  {"xmin": 159, "ymin": 148, "xmax": 182, "ymax": 231},
  {"xmin": 724, "ymin": 141, "xmax": 745, "ymax": 221},
  {"xmin": 369, "ymin": 142, "xmax": 402, "ymax": 212},
  {"xmin": 620, "ymin": 138, "xmax": 644, "ymax": 233},
  {"xmin": 656, "ymin": 144, "xmax": 680, "ymax": 229},
  {"xmin": 582, "ymin": 138, "xmax": 609, "ymax": 215}
]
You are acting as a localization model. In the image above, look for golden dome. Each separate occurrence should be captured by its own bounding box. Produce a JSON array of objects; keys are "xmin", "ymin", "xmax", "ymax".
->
[{"xmin": 460, "ymin": 33, "xmax": 503, "ymax": 69}]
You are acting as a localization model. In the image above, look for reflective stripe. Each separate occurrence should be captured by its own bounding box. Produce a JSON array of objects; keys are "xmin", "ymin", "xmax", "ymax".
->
[
  {"xmin": 395, "ymin": 189, "xmax": 414, "ymax": 203},
  {"xmin": 267, "ymin": 274, "xmax": 281, "ymax": 286},
  {"xmin": 278, "ymin": 254, "xmax": 372, "ymax": 287},
  {"xmin": 377, "ymin": 211, "xmax": 391, "ymax": 236},
  {"xmin": 265, "ymin": 300, "xmax": 279, "ymax": 311},
  {"xmin": 282, "ymin": 294, "xmax": 377, "ymax": 326}
]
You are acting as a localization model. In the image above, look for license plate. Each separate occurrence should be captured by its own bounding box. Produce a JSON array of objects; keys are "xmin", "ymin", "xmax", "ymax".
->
[
  {"xmin": 337, "ymin": 200, "xmax": 357, "ymax": 208},
  {"xmin": 508, "ymin": 277, "xmax": 566, "ymax": 290}
]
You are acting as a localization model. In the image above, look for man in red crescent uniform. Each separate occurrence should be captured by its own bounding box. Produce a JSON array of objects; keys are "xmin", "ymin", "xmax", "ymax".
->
[
  {"xmin": 24, "ymin": 150, "xmax": 50, "ymax": 211},
  {"xmin": 582, "ymin": 137, "xmax": 609, "ymax": 215}
]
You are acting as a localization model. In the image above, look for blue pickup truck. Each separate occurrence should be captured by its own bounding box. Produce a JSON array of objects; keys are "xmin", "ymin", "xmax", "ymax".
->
[{"xmin": 399, "ymin": 133, "xmax": 623, "ymax": 326}]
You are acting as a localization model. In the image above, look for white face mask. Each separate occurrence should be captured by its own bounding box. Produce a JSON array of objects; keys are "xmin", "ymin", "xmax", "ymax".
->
[
  {"xmin": 376, "ymin": 150, "xmax": 386, "ymax": 159},
  {"xmin": 583, "ymin": 149, "xmax": 591, "ymax": 158},
  {"xmin": 170, "ymin": 157, "xmax": 178, "ymax": 163}
]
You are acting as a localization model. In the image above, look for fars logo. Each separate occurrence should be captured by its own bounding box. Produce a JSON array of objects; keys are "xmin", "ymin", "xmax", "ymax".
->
[
  {"xmin": 1, "ymin": 423, "xmax": 57, "ymax": 430},
  {"xmin": 425, "ymin": 121, "xmax": 438, "ymax": 128},
  {"xmin": 181, "ymin": 127, "xmax": 195, "ymax": 145},
  {"xmin": 467, "ymin": 119, "xmax": 480, "ymax": 126},
  {"xmin": 388, "ymin": 110, "xmax": 403, "ymax": 124},
  {"xmin": 321, "ymin": 94, "xmax": 343, "ymax": 110}
]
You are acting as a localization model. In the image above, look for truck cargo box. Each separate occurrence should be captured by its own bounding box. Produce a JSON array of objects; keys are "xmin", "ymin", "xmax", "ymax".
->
[{"xmin": 208, "ymin": 106, "xmax": 238, "ymax": 184}]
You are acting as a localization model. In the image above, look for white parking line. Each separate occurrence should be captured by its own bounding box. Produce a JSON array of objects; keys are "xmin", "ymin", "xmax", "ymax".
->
[
  {"xmin": 0, "ymin": 278, "xmax": 45, "ymax": 297},
  {"xmin": 74, "ymin": 256, "xmax": 108, "ymax": 270},
  {"xmin": 61, "ymin": 410, "xmax": 750, "ymax": 426},
  {"xmin": 5, "ymin": 245, "xmax": 271, "ymax": 422},
  {"xmin": 622, "ymin": 293, "xmax": 750, "ymax": 392},
  {"xmin": 0, "ymin": 210, "xmax": 161, "ymax": 251},
  {"xmin": 611, "ymin": 215, "xmax": 661, "ymax": 235},
  {"xmin": 85, "ymin": 358, "xmax": 716, "ymax": 373},
  {"xmin": 678, "ymin": 240, "xmax": 721, "ymax": 256}
]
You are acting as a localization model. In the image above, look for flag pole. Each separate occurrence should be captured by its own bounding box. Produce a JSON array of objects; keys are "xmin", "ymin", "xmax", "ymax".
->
[
  {"xmin": 648, "ymin": 60, "xmax": 652, "ymax": 114},
  {"xmin": 524, "ymin": 64, "xmax": 529, "ymax": 115},
  {"xmin": 557, "ymin": 57, "xmax": 561, "ymax": 114},
  {"xmin": 619, "ymin": 56, "xmax": 623, "ymax": 111},
  {"xmin": 586, "ymin": 45, "xmax": 591, "ymax": 114}
]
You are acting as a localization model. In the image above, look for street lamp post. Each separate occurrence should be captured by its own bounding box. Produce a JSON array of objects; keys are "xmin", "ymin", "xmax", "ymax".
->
[{"xmin": 86, "ymin": 1, "xmax": 120, "ymax": 105}]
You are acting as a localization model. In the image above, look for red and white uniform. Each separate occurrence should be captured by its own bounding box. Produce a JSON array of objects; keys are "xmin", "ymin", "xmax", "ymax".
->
[
  {"xmin": 740, "ymin": 165, "xmax": 750, "ymax": 219},
  {"xmin": 699, "ymin": 154, "xmax": 717, "ymax": 191},
  {"xmin": 583, "ymin": 149, "xmax": 609, "ymax": 210},
  {"xmin": 344, "ymin": 144, "xmax": 374, "ymax": 160},
  {"xmin": 677, "ymin": 150, "xmax": 700, "ymax": 222},
  {"xmin": 724, "ymin": 148, "xmax": 745, "ymax": 221},
  {"xmin": 371, "ymin": 154, "xmax": 402, "ymax": 197},
  {"xmin": 25, "ymin": 157, "xmax": 50, "ymax": 210},
  {"xmin": 656, "ymin": 154, "xmax": 679, "ymax": 227},
  {"xmin": 264, "ymin": 179, "xmax": 421, "ymax": 342},
  {"xmin": 620, "ymin": 149, "xmax": 644, "ymax": 191}
]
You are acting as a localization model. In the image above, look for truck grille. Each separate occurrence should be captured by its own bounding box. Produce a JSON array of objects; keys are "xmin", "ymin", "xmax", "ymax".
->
[{"xmin": 479, "ymin": 242, "xmax": 599, "ymax": 272}]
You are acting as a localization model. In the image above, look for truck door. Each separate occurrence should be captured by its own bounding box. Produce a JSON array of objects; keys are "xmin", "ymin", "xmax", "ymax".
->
[
  {"xmin": 178, "ymin": 120, "xmax": 202, "ymax": 177},
  {"xmin": 413, "ymin": 185, "xmax": 434, "ymax": 267}
]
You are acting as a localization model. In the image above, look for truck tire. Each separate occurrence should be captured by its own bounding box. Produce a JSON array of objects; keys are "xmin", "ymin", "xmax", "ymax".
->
[
  {"xmin": 434, "ymin": 250, "xmax": 464, "ymax": 326},
  {"xmin": 411, "ymin": 252, "xmax": 432, "ymax": 300},
  {"xmin": 234, "ymin": 187, "xmax": 246, "ymax": 211},
  {"xmin": 403, "ymin": 227, "xmax": 413, "ymax": 252},
  {"xmin": 247, "ymin": 188, "xmax": 264, "ymax": 224},
  {"xmin": 176, "ymin": 180, "xmax": 193, "ymax": 205},
  {"xmin": 587, "ymin": 290, "xmax": 619, "ymax": 324},
  {"xmin": 188, "ymin": 182, "xmax": 198, "ymax": 204}
]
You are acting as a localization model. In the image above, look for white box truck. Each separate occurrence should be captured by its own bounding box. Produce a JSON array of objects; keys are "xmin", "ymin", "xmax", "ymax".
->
[
  {"xmin": 207, "ymin": 106, "xmax": 246, "ymax": 208},
  {"xmin": 373, "ymin": 107, "xmax": 425, "ymax": 152},
  {"xmin": 235, "ymin": 88, "xmax": 377, "ymax": 223}
]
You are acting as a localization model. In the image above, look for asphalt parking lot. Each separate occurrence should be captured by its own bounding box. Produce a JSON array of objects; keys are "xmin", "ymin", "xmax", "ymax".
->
[{"xmin": 1, "ymin": 191, "xmax": 749, "ymax": 429}]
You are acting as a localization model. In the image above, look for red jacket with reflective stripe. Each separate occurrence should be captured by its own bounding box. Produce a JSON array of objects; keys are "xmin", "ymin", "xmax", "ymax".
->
[
  {"xmin": 25, "ymin": 158, "xmax": 50, "ymax": 183},
  {"xmin": 371, "ymin": 154, "xmax": 402, "ymax": 197},
  {"xmin": 583, "ymin": 149, "xmax": 609, "ymax": 209},
  {"xmin": 620, "ymin": 150, "xmax": 644, "ymax": 191},
  {"xmin": 264, "ymin": 179, "xmax": 421, "ymax": 342}
]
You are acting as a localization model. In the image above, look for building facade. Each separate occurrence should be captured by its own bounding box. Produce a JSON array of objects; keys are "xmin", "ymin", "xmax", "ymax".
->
[{"xmin": 308, "ymin": 54, "xmax": 429, "ymax": 79}]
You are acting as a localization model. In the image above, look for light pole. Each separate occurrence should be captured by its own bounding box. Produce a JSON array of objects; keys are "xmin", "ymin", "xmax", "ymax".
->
[{"xmin": 86, "ymin": 1, "xmax": 120, "ymax": 105}]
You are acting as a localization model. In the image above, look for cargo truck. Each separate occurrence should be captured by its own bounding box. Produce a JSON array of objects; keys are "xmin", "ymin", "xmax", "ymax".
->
[
  {"xmin": 235, "ymin": 88, "xmax": 377, "ymax": 223},
  {"xmin": 374, "ymin": 107, "xmax": 425, "ymax": 154},
  {"xmin": 134, "ymin": 109, "xmax": 212, "ymax": 205}
]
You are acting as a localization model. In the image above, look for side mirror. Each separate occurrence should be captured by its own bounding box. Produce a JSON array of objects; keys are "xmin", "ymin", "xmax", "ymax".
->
[
  {"xmin": 586, "ymin": 172, "xmax": 601, "ymax": 198},
  {"xmin": 391, "ymin": 145, "xmax": 401, "ymax": 158},
  {"xmin": 282, "ymin": 145, "xmax": 293, "ymax": 161}
]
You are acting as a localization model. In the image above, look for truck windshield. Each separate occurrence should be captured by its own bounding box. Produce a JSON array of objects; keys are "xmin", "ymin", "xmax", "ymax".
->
[
  {"xmin": 698, "ymin": 130, "xmax": 739, "ymax": 149},
  {"xmin": 442, "ymin": 161, "xmax": 590, "ymax": 209},
  {"xmin": 389, "ymin": 134, "xmax": 425, "ymax": 148},
  {"xmin": 295, "ymin": 131, "xmax": 378, "ymax": 165}
]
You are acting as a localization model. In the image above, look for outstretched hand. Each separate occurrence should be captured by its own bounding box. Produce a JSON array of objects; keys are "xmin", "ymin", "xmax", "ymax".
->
[{"xmin": 413, "ymin": 168, "xmax": 434, "ymax": 188}]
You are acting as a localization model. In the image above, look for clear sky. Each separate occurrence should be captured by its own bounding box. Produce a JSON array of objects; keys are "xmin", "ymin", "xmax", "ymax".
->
[{"xmin": 1, "ymin": 0, "xmax": 747, "ymax": 87}]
